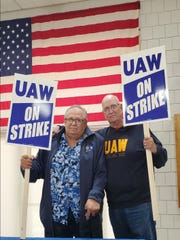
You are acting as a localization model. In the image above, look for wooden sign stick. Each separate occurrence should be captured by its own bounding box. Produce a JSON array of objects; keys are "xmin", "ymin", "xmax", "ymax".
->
[
  {"xmin": 20, "ymin": 147, "xmax": 31, "ymax": 240},
  {"xmin": 143, "ymin": 122, "xmax": 159, "ymax": 221}
]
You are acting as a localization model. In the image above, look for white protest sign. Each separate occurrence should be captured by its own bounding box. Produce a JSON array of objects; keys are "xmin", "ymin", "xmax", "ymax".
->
[
  {"xmin": 6, "ymin": 73, "xmax": 57, "ymax": 150},
  {"xmin": 121, "ymin": 45, "xmax": 170, "ymax": 126}
]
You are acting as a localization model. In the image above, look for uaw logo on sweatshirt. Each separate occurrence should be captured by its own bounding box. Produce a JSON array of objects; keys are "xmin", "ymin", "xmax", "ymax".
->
[{"xmin": 104, "ymin": 138, "xmax": 128, "ymax": 159}]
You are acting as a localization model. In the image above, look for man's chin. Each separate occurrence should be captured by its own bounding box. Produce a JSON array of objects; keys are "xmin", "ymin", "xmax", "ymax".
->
[{"xmin": 108, "ymin": 116, "xmax": 117, "ymax": 122}]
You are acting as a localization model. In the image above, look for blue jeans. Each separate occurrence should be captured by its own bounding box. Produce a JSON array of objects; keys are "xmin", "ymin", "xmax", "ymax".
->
[{"xmin": 109, "ymin": 202, "xmax": 157, "ymax": 240}]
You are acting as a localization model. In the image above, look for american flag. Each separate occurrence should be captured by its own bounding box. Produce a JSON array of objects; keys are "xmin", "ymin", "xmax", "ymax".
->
[{"xmin": 0, "ymin": 0, "xmax": 140, "ymax": 130}]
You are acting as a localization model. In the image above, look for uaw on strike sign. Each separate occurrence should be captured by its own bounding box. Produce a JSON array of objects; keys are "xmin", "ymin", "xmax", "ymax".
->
[
  {"xmin": 121, "ymin": 46, "xmax": 170, "ymax": 126},
  {"xmin": 6, "ymin": 74, "xmax": 57, "ymax": 150}
]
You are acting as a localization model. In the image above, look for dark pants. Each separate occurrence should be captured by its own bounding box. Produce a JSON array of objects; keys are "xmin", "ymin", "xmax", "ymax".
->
[
  {"xmin": 48, "ymin": 209, "xmax": 80, "ymax": 238},
  {"xmin": 80, "ymin": 212, "xmax": 103, "ymax": 238},
  {"xmin": 45, "ymin": 209, "xmax": 103, "ymax": 238},
  {"xmin": 109, "ymin": 202, "xmax": 157, "ymax": 240}
]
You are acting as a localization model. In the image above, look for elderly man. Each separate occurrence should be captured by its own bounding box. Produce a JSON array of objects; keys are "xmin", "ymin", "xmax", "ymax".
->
[
  {"xmin": 98, "ymin": 94, "xmax": 167, "ymax": 240},
  {"xmin": 20, "ymin": 105, "xmax": 106, "ymax": 238}
]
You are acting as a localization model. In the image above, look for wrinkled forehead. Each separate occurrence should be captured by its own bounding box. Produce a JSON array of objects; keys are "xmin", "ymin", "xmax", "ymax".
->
[
  {"xmin": 65, "ymin": 108, "xmax": 85, "ymax": 118},
  {"xmin": 102, "ymin": 97, "xmax": 119, "ymax": 107}
]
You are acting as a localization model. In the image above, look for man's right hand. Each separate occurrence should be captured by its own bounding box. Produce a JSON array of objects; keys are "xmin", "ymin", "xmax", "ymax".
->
[{"xmin": 20, "ymin": 155, "xmax": 34, "ymax": 170}]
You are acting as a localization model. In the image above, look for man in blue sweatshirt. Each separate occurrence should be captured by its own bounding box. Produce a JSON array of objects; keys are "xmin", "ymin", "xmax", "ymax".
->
[{"xmin": 98, "ymin": 94, "xmax": 167, "ymax": 240}]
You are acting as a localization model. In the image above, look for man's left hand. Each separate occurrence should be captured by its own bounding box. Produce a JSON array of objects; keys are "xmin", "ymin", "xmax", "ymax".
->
[{"xmin": 84, "ymin": 199, "xmax": 100, "ymax": 220}]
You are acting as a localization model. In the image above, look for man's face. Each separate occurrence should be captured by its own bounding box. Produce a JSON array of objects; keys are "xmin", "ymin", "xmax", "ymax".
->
[
  {"xmin": 102, "ymin": 98, "xmax": 123, "ymax": 125},
  {"xmin": 64, "ymin": 108, "xmax": 87, "ymax": 140}
]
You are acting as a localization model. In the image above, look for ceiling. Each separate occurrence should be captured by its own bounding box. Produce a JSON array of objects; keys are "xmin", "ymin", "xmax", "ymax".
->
[{"xmin": 0, "ymin": 0, "xmax": 87, "ymax": 13}]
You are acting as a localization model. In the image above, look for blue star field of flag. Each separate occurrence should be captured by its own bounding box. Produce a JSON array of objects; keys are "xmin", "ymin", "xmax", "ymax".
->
[{"xmin": 0, "ymin": 18, "xmax": 32, "ymax": 77}]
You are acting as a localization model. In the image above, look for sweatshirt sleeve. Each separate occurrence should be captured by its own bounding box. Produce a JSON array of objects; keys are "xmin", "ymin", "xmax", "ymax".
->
[
  {"xmin": 150, "ymin": 131, "xmax": 168, "ymax": 168},
  {"xmin": 87, "ymin": 133, "xmax": 107, "ymax": 203}
]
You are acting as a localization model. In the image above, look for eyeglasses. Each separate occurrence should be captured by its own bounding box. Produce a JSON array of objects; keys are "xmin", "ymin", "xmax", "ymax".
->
[
  {"xmin": 65, "ymin": 118, "xmax": 86, "ymax": 125},
  {"xmin": 103, "ymin": 104, "xmax": 119, "ymax": 113}
]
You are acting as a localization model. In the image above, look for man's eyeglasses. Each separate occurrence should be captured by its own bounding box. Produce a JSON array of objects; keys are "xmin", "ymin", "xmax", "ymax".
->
[
  {"xmin": 65, "ymin": 118, "xmax": 85, "ymax": 125},
  {"xmin": 103, "ymin": 104, "xmax": 119, "ymax": 113}
]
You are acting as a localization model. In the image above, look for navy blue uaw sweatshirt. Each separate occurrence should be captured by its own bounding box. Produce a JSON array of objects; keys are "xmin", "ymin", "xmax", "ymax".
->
[{"xmin": 98, "ymin": 124, "xmax": 167, "ymax": 209}]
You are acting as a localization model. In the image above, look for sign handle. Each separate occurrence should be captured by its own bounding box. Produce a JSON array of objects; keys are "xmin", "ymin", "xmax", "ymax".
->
[
  {"xmin": 143, "ymin": 122, "xmax": 159, "ymax": 221},
  {"xmin": 20, "ymin": 147, "xmax": 31, "ymax": 240}
]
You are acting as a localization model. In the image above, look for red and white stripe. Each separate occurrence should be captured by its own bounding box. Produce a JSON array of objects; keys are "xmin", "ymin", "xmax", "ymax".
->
[{"xmin": 0, "ymin": 0, "xmax": 140, "ymax": 130}]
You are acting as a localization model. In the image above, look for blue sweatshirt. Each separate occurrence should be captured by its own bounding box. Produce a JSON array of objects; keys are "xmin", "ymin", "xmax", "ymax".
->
[{"xmin": 98, "ymin": 124, "xmax": 167, "ymax": 209}]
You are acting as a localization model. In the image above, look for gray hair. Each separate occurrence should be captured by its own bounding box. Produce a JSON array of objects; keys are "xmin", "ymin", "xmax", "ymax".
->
[{"xmin": 64, "ymin": 105, "xmax": 88, "ymax": 119}]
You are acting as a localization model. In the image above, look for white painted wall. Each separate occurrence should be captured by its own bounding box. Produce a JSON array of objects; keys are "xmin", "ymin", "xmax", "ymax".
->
[{"xmin": 1, "ymin": 0, "xmax": 180, "ymax": 239}]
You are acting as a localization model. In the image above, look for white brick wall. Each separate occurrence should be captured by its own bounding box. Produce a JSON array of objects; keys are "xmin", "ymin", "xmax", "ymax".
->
[{"xmin": 140, "ymin": 0, "xmax": 180, "ymax": 239}]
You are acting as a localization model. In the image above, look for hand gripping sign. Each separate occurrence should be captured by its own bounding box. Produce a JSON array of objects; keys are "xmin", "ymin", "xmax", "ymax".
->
[
  {"xmin": 6, "ymin": 73, "xmax": 57, "ymax": 239},
  {"xmin": 121, "ymin": 46, "xmax": 170, "ymax": 222}
]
